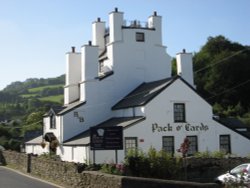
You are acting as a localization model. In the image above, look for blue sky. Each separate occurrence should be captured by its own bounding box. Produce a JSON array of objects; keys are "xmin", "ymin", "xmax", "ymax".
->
[{"xmin": 0, "ymin": 0, "xmax": 249, "ymax": 90}]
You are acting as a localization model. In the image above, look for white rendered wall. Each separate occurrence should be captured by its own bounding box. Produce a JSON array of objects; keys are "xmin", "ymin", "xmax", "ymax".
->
[
  {"xmin": 62, "ymin": 102, "xmax": 113, "ymax": 141},
  {"xmin": 43, "ymin": 116, "xmax": 61, "ymax": 141},
  {"xmin": 63, "ymin": 10, "xmax": 172, "ymax": 141},
  {"xmin": 79, "ymin": 79, "xmax": 250, "ymax": 163},
  {"xmin": 25, "ymin": 144, "xmax": 49, "ymax": 155},
  {"xmin": 60, "ymin": 146, "xmax": 89, "ymax": 163}
]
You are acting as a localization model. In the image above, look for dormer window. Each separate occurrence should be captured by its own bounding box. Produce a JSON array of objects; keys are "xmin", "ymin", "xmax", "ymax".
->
[
  {"xmin": 136, "ymin": 32, "xmax": 145, "ymax": 42},
  {"xmin": 50, "ymin": 114, "xmax": 56, "ymax": 129}
]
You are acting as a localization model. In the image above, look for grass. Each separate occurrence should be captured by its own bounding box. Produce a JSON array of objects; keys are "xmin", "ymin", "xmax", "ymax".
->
[
  {"xmin": 39, "ymin": 95, "xmax": 64, "ymax": 104},
  {"xmin": 28, "ymin": 84, "xmax": 63, "ymax": 93},
  {"xmin": 21, "ymin": 94, "xmax": 38, "ymax": 98}
]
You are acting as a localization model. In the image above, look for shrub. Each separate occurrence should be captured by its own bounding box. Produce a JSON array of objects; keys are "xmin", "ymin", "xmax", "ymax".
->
[
  {"xmin": 101, "ymin": 163, "xmax": 124, "ymax": 175},
  {"xmin": 194, "ymin": 151, "xmax": 211, "ymax": 158},
  {"xmin": 124, "ymin": 147, "xmax": 182, "ymax": 179},
  {"xmin": 211, "ymin": 151, "xmax": 227, "ymax": 158}
]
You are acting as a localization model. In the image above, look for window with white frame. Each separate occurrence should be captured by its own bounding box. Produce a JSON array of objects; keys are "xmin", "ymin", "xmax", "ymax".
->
[
  {"xmin": 220, "ymin": 135, "xmax": 231, "ymax": 154},
  {"xmin": 174, "ymin": 103, "xmax": 185, "ymax": 122},
  {"xmin": 125, "ymin": 137, "xmax": 137, "ymax": 156},
  {"xmin": 162, "ymin": 136, "xmax": 174, "ymax": 155},
  {"xmin": 187, "ymin": 136, "xmax": 198, "ymax": 155}
]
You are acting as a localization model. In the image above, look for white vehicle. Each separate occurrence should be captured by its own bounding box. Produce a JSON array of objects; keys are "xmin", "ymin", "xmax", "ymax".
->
[{"xmin": 215, "ymin": 163, "xmax": 250, "ymax": 186}]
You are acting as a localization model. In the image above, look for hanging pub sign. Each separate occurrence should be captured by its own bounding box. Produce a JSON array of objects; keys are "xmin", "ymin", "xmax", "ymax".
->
[{"xmin": 90, "ymin": 126, "xmax": 123, "ymax": 150}]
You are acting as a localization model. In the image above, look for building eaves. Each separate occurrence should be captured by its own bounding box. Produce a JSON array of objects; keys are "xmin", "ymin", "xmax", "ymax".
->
[
  {"xmin": 213, "ymin": 117, "xmax": 250, "ymax": 140},
  {"xmin": 63, "ymin": 116, "xmax": 145, "ymax": 146},
  {"xmin": 58, "ymin": 100, "xmax": 86, "ymax": 115}
]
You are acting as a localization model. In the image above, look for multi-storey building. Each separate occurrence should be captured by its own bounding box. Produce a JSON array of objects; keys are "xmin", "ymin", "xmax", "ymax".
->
[{"xmin": 26, "ymin": 8, "xmax": 250, "ymax": 163}]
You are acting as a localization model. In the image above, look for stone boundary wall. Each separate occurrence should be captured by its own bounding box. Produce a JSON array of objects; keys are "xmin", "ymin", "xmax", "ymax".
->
[{"xmin": 3, "ymin": 150, "xmax": 246, "ymax": 188}]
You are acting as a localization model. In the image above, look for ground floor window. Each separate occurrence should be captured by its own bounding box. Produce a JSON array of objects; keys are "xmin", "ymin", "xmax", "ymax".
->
[
  {"xmin": 125, "ymin": 137, "xmax": 137, "ymax": 156},
  {"xmin": 220, "ymin": 135, "xmax": 231, "ymax": 154},
  {"xmin": 162, "ymin": 136, "xmax": 174, "ymax": 155},
  {"xmin": 187, "ymin": 136, "xmax": 198, "ymax": 156}
]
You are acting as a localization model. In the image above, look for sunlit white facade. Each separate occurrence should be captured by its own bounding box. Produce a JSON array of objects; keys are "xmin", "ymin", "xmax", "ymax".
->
[{"xmin": 26, "ymin": 8, "xmax": 250, "ymax": 163}]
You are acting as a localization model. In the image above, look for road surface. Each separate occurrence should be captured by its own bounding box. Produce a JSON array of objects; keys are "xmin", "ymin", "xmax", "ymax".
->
[{"xmin": 0, "ymin": 166, "xmax": 61, "ymax": 188}]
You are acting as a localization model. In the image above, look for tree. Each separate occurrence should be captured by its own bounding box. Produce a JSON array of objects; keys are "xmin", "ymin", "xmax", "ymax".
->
[{"xmin": 193, "ymin": 35, "xmax": 250, "ymax": 116}]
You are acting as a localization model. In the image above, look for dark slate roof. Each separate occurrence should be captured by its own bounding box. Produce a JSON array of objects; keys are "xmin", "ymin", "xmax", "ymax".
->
[
  {"xmin": 112, "ymin": 77, "xmax": 178, "ymax": 110},
  {"xmin": 214, "ymin": 117, "xmax": 250, "ymax": 139},
  {"xmin": 63, "ymin": 116, "xmax": 145, "ymax": 146},
  {"xmin": 26, "ymin": 135, "xmax": 43, "ymax": 145},
  {"xmin": 43, "ymin": 106, "xmax": 66, "ymax": 117},
  {"xmin": 43, "ymin": 101, "xmax": 86, "ymax": 117},
  {"xmin": 24, "ymin": 130, "xmax": 43, "ymax": 142},
  {"xmin": 63, "ymin": 130, "xmax": 90, "ymax": 146},
  {"xmin": 58, "ymin": 100, "xmax": 86, "ymax": 115}
]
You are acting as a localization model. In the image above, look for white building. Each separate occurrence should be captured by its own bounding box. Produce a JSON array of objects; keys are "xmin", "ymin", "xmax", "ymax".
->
[{"xmin": 26, "ymin": 8, "xmax": 250, "ymax": 163}]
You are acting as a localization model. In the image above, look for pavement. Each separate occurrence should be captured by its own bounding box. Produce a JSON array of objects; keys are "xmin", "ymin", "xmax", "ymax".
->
[{"xmin": 0, "ymin": 166, "xmax": 63, "ymax": 188}]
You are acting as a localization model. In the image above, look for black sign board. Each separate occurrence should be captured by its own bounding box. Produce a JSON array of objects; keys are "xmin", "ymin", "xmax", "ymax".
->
[{"xmin": 90, "ymin": 126, "xmax": 123, "ymax": 150}]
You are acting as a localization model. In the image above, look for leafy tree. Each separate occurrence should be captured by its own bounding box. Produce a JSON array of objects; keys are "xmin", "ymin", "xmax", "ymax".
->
[
  {"xmin": 193, "ymin": 35, "xmax": 250, "ymax": 116},
  {"xmin": 25, "ymin": 111, "xmax": 43, "ymax": 125},
  {"xmin": 171, "ymin": 57, "xmax": 177, "ymax": 76}
]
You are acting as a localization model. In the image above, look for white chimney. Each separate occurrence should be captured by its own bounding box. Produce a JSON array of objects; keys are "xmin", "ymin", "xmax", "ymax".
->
[
  {"xmin": 109, "ymin": 7, "xmax": 123, "ymax": 43},
  {"xmin": 80, "ymin": 41, "xmax": 99, "ymax": 102},
  {"xmin": 92, "ymin": 17, "xmax": 105, "ymax": 54},
  {"xmin": 176, "ymin": 49, "xmax": 195, "ymax": 88},
  {"xmin": 148, "ymin": 11, "xmax": 162, "ymax": 45},
  {"xmin": 64, "ymin": 47, "xmax": 81, "ymax": 105}
]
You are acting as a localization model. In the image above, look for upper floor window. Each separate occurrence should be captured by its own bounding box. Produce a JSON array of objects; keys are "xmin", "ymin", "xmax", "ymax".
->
[
  {"xmin": 174, "ymin": 103, "xmax": 185, "ymax": 122},
  {"xmin": 50, "ymin": 114, "xmax": 56, "ymax": 129},
  {"xmin": 136, "ymin": 32, "xmax": 145, "ymax": 42}
]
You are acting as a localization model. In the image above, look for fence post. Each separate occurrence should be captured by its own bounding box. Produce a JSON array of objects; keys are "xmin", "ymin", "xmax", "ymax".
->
[{"xmin": 27, "ymin": 154, "xmax": 31, "ymax": 173}]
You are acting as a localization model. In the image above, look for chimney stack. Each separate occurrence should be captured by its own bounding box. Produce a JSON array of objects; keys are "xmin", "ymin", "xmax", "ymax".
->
[{"xmin": 176, "ymin": 49, "xmax": 195, "ymax": 88}]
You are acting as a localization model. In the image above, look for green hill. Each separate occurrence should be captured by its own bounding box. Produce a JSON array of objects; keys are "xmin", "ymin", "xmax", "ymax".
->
[{"xmin": 0, "ymin": 75, "xmax": 65, "ymax": 121}]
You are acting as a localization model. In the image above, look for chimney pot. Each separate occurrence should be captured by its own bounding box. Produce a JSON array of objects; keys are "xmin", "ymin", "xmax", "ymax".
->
[
  {"xmin": 88, "ymin": 41, "xmax": 92, "ymax": 46},
  {"xmin": 183, "ymin": 49, "xmax": 186, "ymax": 53},
  {"xmin": 97, "ymin": 17, "xmax": 101, "ymax": 22},
  {"xmin": 154, "ymin": 11, "xmax": 157, "ymax": 16},
  {"xmin": 71, "ymin": 46, "xmax": 75, "ymax": 53},
  {"xmin": 115, "ymin": 7, "xmax": 118, "ymax": 12}
]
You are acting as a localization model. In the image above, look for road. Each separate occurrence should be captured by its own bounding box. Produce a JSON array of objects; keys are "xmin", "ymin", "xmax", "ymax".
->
[{"xmin": 0, "ymin": 166, "xmax": 61, "ymax": 188}]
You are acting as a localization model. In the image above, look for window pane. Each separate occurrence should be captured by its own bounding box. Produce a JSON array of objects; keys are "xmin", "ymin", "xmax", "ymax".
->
[
  {"xmin": 162, "ymin": 136, "xmax": 174, "ymax": 155},
  {"xmin": 187, "ymin": 136, "xmax": 197, "ymax": 155},
  {"xmin": 136, "ymin": 32, "xmax": 145, "ymax": 42},
  {"xmin": 50, "ymin": 115, "xmax": 56, "ymax": 129},
  {"xmin": 220, "ymin": 135, "xmax": 231, "ymax": 153},
  {"xmin": 174, "ymin": 103, "xmax": 185, "ymax": 122},
  {"xmin": 125, "ymin": 137, "xmax": 137, "ymax": 156}
]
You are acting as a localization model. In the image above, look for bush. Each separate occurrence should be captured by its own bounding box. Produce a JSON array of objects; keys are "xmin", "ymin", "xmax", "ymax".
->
[
  {"xmin": 101, "ymin": 163, "xmax": 124, "ymax": 175},
  {"xmin": 124, "ymin": 147, "xmax": 182, "ymax": 179}
]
